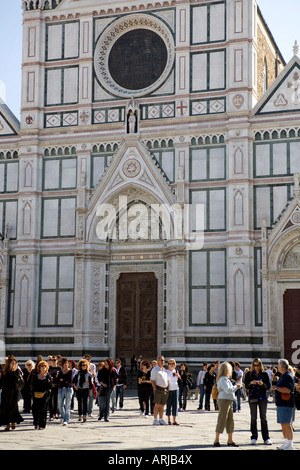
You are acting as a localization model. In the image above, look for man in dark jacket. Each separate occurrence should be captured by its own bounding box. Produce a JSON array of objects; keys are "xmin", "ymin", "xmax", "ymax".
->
[{"xmin": 114, "ymin": 358, "xmax": 127, "ymax": 410}]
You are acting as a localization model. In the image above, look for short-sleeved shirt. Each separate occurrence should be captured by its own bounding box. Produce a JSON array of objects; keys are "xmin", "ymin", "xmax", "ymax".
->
[
  {"xmin": 150, "ymin": 365, "xmax": 168, "ymax": 388},
  {"xmin": 275, "ymin": 370, "xmax": 295, "ymax": 407}
]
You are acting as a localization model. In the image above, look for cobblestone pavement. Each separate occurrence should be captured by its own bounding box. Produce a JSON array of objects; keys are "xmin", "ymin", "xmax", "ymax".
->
[{"xmin": 0, "ymin": 390, "xmax": 298, "ymax": 453}]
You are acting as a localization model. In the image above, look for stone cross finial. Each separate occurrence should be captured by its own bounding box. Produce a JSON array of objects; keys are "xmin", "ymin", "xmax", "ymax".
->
[{"xmin": 293, "ymin": 40, "xmax": 299, "ymax": 57}]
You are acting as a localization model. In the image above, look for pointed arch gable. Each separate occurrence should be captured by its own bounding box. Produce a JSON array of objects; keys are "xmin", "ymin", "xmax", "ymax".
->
[
  {"xmin": 85, "ymin": 139, "xmax": 176, "ymax": 243},
  {"xmin": 86, "ymin": 184, "xmax": 179, "ymax": 244}
]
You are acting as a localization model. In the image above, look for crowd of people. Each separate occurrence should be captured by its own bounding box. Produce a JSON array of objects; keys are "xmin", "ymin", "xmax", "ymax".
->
[{"xmin": 0, "ymin": 352, "xmax": 299, "ymax": 449}]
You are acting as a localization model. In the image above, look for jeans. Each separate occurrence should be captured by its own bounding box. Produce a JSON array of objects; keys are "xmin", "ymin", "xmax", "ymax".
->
[
  {"xmin": 88, "ymin": 391, "xmax": 94, "ymax": 415},
  {"xmin": 99, "ymin": 387, "xmax": 114, "ymax": 420},
  {"xmin": 179, "ymin": 385, "xmax": 188, "ymax": 410},
  {"xmin": 233, "ymin": 387, "xmax": 242, "ymax": 411},
  {"xmin": 76, "ymin": 388, "xmax": 89, "ymax": 417},
  {"xmin": 58, "ymin": 387, "xmax": 73, "ymax": 424},
  {"xmin": 198, "ymin": 384, "xmax": 205, "ymax": 409},
  {"xmin": 249, "ymin": 399, "xmax": 269, "ymax": 441},
  {"xmin": 166, "ymin": 389, "xmax": 179, "ymax": 417},
  {"xmin": 115, "ymin": 386, "xmax": 125, "ymax": 409}
]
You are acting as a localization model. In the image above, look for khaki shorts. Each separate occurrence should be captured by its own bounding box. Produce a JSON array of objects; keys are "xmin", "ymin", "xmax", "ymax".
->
[{"xmin": 154, "ymin": 387, "xmax": 169, "ymax": 405}]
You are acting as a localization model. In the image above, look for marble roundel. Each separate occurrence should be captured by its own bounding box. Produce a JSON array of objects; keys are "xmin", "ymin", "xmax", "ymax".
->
[
  {"xmin": 122, "ymin": 159, "xmax": 141, "ymax": 178},
  {"xmin": 94, "ymin": 14, "xmax": 175, "ymax": 98}
]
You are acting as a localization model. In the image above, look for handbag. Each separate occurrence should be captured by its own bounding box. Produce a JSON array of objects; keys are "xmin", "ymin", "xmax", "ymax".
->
[
  {"xmin": 34, "ymin": 391, "xmax": 46, "ymax": 399},
  {"xmin": 187, "ymin": 375, "xmax": 193, "ymax": 389},
  {"xmin": 281, "ymin": 392, "xmax": 290, "ymax": 401},
  {"xmin": 16, "ymin": 375, "xmax": 25, "ymax": 391},
  {"xmin": 212, "ymin": 384, "xmax": 219, "ymax": 400}
]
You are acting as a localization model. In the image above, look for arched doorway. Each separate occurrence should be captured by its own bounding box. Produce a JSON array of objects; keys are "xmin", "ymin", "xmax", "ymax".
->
[
  {"xmin": 284, "ymin": 289, "xmax": 300, "ymax": 363},
  {"xmin": 116, "ymin": 272, "xmax": 158, "ymax": 362}
]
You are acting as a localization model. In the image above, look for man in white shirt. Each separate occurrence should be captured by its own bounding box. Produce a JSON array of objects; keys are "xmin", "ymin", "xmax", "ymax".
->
[
  {"xmin": 150, "ymin": 356, "xmax": 169, "ymax": 425},
  {"xmin": 234, "ymin": 362, "xmax": 243, "ymax": 412},
  {"xmin": 196, "ymin": 363, "xmax": 207, "ymax": 410}
]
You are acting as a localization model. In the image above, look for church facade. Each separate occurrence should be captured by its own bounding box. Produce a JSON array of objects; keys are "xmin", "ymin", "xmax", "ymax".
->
[{"xmin": 0, "ymin": 0, "xmax": 300, "ymax": 366}]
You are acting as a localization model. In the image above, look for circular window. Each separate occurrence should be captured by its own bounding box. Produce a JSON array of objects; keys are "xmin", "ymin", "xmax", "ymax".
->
[
  {"xmin": 94, "ymin": 15, "xmax": 175, "ymax": 98},
  {"xmin": 108, "ymin": 29, "xmax": 168, "ymax": 91}
]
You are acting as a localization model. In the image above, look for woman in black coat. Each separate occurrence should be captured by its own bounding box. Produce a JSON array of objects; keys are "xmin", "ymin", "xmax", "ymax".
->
[
  {"xmin": 204, "ymin": 364, "xmax": 217, "ymax": 411},
  {"xmin": 97, "ymin": 358, "xmax": 118, "ymax": 422},
  {"xmin": 31, "ymin": 360, "xmax": 53, "ymax": 430},
  {"xmin": 0, "ymin": 356, "xmax": 24, "ymax": 431}
]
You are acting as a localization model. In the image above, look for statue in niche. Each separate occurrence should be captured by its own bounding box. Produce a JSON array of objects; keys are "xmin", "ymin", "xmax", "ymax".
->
[
  {"xmin": 128, "ymin": 110, "xmax": 137, "ymax": 134},
  {"xmin": 126, "ymin": 97, "xmax": 139, "ymax": 134}
]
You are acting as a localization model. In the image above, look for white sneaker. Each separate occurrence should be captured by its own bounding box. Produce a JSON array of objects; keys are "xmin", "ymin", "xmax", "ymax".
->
[
  {"xmin": 251, "ymin": 439, "xmax": 256, "ymax": 445},
  {"xmin": 264, "ymin": 439, "xmax": 272, "ymax": 445},
  {"xmin": 159, "ymin": 418, "xmax": 167, "ymax": 425},
  {"xmin": 153, "ymin": 419, "xmax": 159, "ymax": 425},
  {"xmin": 278, "ymin": 442, "xmax": 294, "ymax": 450},
  {"xmin": 277, "ymin": 440, "xmax": 287, "ymax": 450}
]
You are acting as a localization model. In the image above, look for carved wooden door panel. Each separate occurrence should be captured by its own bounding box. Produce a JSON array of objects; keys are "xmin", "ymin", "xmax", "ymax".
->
[
  {"xmin": 116, "ymin": 272, "xmax": 157, "ymax": 362},
  {"xmin": 284, "ymin": 289, "xmax": 300, "ymax": 364}
]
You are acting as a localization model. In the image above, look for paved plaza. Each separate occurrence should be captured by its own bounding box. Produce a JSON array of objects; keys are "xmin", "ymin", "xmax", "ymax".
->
[{"xmin": 0, "ymin": 389, "xmax": 299, "ymax": 454}]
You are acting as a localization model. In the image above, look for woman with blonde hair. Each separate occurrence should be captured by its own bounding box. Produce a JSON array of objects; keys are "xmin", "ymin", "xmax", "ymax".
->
[
  {"xmin": 166, "ymin": 359, "xmax": 180, "ymax": 425},
  {"xmin": 31, "ymin": 360, "xmax": 52, "ymax": 429},
  {"xmin": 213, "ymin": 361, "xmax": 241, "ymax": 447}
]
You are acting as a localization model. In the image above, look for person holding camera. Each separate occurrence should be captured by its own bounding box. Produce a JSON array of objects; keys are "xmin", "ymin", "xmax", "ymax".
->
[{"xmin": 244, "ymin": 358, "xmax": 272, "ymax": 446}]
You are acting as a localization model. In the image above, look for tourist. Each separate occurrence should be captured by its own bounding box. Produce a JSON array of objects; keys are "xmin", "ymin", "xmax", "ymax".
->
[
  {"xmin": 31, "ymin": 360, "xmax": 52, "ymax": 430},
  {"xmin": 68, "ymin": 359, "xmax": 77, "ymax": 412},
  {"xmin": 149, "ymin": 359, "xmax": 157, "ymax": 415},
  {"xmin": 130, "ymin": 355, "xmax": 137, "ymax": 374},
  {"xmin": 0, "ymin": 356, "xmax": 24, "ymax": 431},
  {"xmin": 138, "ymin": 360, "xmax": 152, "ymax": 417},
  {"xmin": 294, "ymin": 365, "xmax": 300, "ymax": 411},
  {"xmin": 272, "ymin": 359, "xmax": 295, "ymax": 450},
  {"xmin": 114, "ymin": 358, "xmax": 127, "ymax": 410},
  {"xmin": 21, "ymin": 360, "xmax": 35, "ymax": 413},
  {"xmin": 204, "ymin": 363, "xmax": 216, "ymax": 411},
  {"xmin": 196, "ymin": 363, "xmax": 207, "ymax": 410},
  {"xmin": 244, "ymin": 357, "xmax": 272, "ymax": 445},
  {"xmin": 233, "ymin": 362, "xmax": 243, "ymax": 412},
  {"xmin": 166, "ymin": 359, "xmax": 180, "ymax": 425},
  {"xmin": 178, "ymin": 363, "xmax": 191, "ymax": 411},
  {"xmin": 97, "ymin": 358, "xmax": 118, "ymax": 422},
  {"xmin": 95, "ymin": 361, "xmax": 104, "ymax": 408},
  {"xmin": 150, "ymin": 355, "xmax": 169, "ymax": 425},
  {"xmin": 56, "ymin": 357, "xmax": 74, "ymax": 425},
  {"xmin": 83, "ymin": 354, "xmax": 96, "ymax": 417},
  {"xmin": 73, "ymin": 358, "xmax": 93, "ymax": 422},
  {"xmin": 213, "ymin": 361, "xmax": 241, "ymax": 447},
  {"xmin": 48, "ymin": 355, "xmax": 61, "ymax": 420}
]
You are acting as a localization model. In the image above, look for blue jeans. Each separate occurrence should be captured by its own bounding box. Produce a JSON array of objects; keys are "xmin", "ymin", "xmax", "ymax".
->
[
  {"xmin": 166, "ymin": 389, "xmax": 179, "ymax": 417},
  {"xmin": 58, "ymin": 388, "xmax": 73, "ymax": 424},
  {"xmin": 99, "ymin": 387, "xmax": 113, "ymax": 420},
  {"xmin": 198, "ymin": 384, "xmax": 205, "ymax": 409},
  {"xmin": 115, "ymin": 386, "xmax": 125, "ymax": 409}
]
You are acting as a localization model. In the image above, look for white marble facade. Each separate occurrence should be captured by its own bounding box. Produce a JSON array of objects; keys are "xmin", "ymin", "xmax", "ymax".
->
[{"xmin": 0, "ymin": 0, "xmax": 300, "ymax": 366}]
